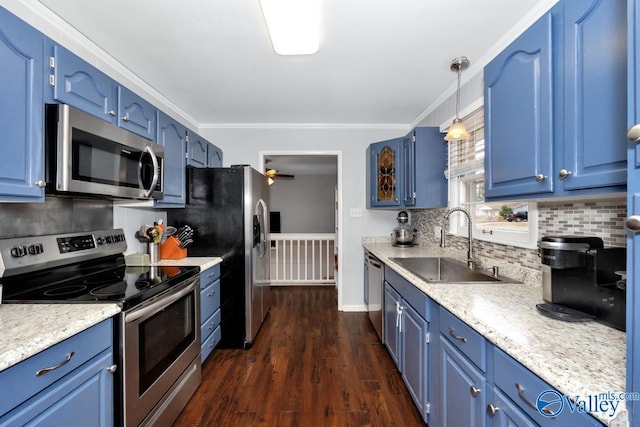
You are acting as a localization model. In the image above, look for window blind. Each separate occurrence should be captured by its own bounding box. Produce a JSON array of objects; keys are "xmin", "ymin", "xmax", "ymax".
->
[{"xmin": 445, "ymin": 107, "xmax": 485, "ymax": 179}]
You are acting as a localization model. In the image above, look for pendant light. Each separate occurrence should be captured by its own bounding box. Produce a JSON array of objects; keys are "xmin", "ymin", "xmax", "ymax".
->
[{"xmin": 444, "ymin": 56, "xmax": 470, "ymax": 142}]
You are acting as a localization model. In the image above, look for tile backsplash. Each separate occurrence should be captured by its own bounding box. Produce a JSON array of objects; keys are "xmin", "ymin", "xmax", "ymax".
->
[{"xmin": 410, "ymin": 197, "xmax": 627, "ymax": 278}]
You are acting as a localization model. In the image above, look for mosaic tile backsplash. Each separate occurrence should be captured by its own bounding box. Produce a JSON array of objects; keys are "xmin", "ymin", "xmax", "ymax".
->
[{"xmin": 409, "ymin": 198, "xmax": 627, "ymax": 278}]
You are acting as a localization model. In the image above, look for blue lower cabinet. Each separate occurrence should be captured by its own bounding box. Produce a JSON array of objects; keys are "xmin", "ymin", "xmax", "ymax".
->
[
  {"xmin": 488, "ymin": 387, "xmax": 536, "ymax": 427},
  {"xmin": 384, "ymin": 283, "xmax": 402, "ymax": 369},
  {"xmin": 0, "ymin": 319, "xmax": 114, "ymax": 425},
  {"xmin": 200, "ymin": 264, "xmax": 221, "ymax": 363}
]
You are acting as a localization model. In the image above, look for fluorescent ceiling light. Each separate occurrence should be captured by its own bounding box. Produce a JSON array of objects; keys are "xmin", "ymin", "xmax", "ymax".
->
[{"xmin": 259, "ymin": 0, "xmax": 320, "ymax": 55}]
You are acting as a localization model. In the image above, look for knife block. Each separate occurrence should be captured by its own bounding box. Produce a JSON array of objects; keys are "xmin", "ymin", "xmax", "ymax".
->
[{"xmin": 160, "ymin": 236, "xmax": 187, "ymax": 259}]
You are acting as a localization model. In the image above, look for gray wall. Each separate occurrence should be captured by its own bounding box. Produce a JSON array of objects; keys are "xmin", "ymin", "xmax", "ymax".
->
[{"xmin": 270, "ymin": 174, "xmax": 336, "ymax": 233}]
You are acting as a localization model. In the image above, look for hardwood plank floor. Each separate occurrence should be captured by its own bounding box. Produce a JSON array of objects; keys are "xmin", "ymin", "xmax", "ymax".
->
[{"xmin": 173, "ymin": 286, "xmax": 425, "ymax": 427}]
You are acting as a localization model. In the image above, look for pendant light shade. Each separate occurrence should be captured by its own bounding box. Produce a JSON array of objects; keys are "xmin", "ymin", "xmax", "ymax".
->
[{"xmin": 444, "ymin": 56, "xmax": 470, "ymax": 142}]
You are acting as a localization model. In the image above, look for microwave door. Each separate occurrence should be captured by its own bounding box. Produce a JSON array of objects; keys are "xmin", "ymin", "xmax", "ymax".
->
[{"xmin": 139, "ymin": 146, "xmax": 159, "ymax": 198}]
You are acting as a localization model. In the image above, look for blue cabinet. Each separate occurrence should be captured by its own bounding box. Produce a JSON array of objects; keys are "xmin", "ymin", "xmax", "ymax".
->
[
  {"xmin": 48, "ymin": 43, "xmax": 118, "ymax": 123},
  {"xmin": 485, "ymin": 0, "xmax": 626, "ymax": 201},
  {"xmin": 627, "ymin": 1, "xmax": 640, "ymax": 425},
  {"xmin": 0, "ymin": 7, "xmax": 46, "ymax": 202},
  {"xmin": 200, "ymin": 264, "xmax": 222, "ymax": 363},
  {"xmin": 118, "ymin": 86, "xmax": 157, "ymax": 140},
  {"xmin": 187, "ymin": 131, "xmax": 223, "ymax": 168},
  {"xmin": 383, "ymin": 267, "xmax": 431, "ymax": 422},
  {"xmin": 156, "ymin": 112, "xmax": 187, "ymax": 207},
  {"xmin": 367, "ymin": 127, "xmax": 447, "ymax": 209},
  {"xmin": 0, "ymin": 319, "xmax": 114, "ymax": 426},
  {"xmin": 484, "ymin": 9, "xmax": 555, "ymax": 199}
]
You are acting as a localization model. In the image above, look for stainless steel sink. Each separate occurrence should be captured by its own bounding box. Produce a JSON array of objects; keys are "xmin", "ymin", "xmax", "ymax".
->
[{"xmin": 389, "ymin": 257, "xmax": 513, "ymax": 284}]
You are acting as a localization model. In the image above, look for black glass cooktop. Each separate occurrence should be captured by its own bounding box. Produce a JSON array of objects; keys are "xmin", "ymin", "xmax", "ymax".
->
[{"xmin": 1, "ymin": 255, "xmax": 199, "ymax": 310}]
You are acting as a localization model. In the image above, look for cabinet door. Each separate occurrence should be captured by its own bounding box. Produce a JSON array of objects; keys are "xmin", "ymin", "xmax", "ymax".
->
[
  {"xmin": 628, "ymin": 1, "xmax": 640, "ymax": 424},
  {"xmin": 0, "ymin": 7, "xmax": 45, "ymax": 202},
  {"xmin": 50, "ymin": 44, "xmax": 117, "ymax": 123},
  {"xmin": 369, "ymin": 138, "xmax": 402, "ymax": 207},
  {"xmin": 489, "ymin": 388, "xmax": 535, "ymax": 427},
  {"xmin": 384, "ymin": 283, "xmax": 402, "ymax": 369},
  {"xmin": 402, "ymin": 303, "xmax": 428, "ymax": 422},
  {"xmin": 0, "ymin": 351, "xmax": 114, "ymax": 426},
  {"xmin": 413, "ymin": 127, "xmax": 448, "ymax": 208},
  {"xmin": 156, "ymin": 112, "xmax": 187, "ymax": 206},
  {"xmin": 562, "ymin": 0, "xmax": 627, "ymax": 191},
  {"xmin": 208, "ymin": 144, "xmax": 223, "ymax": 167},
  {"xmin": 118, "ymin": 86, "xmax": 157, "ymax": 140},
  {"xmin": 484, "ymin": 11, "xmax": 555, "ymax": 199},
  {"xmin": 439, "ymin": 336, "xmax": 486, "ymax": 427},
  {"xmin": 186, "ymin": 131, "xmax": 209, "ymax": 168}
]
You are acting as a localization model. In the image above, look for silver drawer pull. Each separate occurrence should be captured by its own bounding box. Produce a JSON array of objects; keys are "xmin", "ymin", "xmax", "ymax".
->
[
  {"xmin": 487, "ymin": 404, "xmax": 500, "ymax": 416},
  {"xmin": 515, "ymin": 383, "xmax": 555, "ymax": 417},
  {"xmin": 470, "ymin": 386, "xmax": 481, "ymax": 397},
  {"xmin": 36, "ymin": 351, "xmax": 74, "ymax": 376},
  {"xmin": 106, "ymin": 364, "xmax": 117, "ymax": 374},
  {"xmin": 207, "ymin": 292, "xmax": 213, "ymax": 297},
  {"xmin": 448, "ymin": 326, "xmax": 467, "ymax": 343}
]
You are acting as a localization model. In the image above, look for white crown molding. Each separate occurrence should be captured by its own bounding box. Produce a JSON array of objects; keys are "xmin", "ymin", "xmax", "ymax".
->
[{"xmin": 200, "ymin": 122, "xmax": 411, "ymax": 131}]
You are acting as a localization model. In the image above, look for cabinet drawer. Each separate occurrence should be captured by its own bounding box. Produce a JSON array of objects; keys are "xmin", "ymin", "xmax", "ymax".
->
[
  {"xmin": 201, "ymin": 308, "xmax": 221, "ymax": 342},
  {"xmin": 201, "ymin": 325, "xmax": 221, "ymax": 363},
  {"xmin": 0, "ymin": 319, "xmax": 112, "ymax": 417},
  {"xmin": 384, "ymin": 266, "xmax": 430, "ymax": 321},
  {"xmin": 200, "ymin": 264, "xmax": 221, "ymax": 289},
  {"xmin": 200, "ymin": 280, "xmax": 221, "ymax": 323},
  {"xmin": 493, "ymin": 347, "xmax": 602, "ymax": 426},
  {"xmin": 439, "ymin": 307, "xmax": 486, "ymax": 370}
]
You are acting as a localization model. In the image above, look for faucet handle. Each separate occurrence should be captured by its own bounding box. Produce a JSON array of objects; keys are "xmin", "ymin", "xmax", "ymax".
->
[{"xmin": 467, "ymin": 258, "xmax": 481, "ymax": 270}]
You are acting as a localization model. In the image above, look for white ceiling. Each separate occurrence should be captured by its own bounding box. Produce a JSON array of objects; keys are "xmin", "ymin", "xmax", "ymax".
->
[{"xmin": 35, "ymin": 0, "xmax": 552, "ymax": 127}]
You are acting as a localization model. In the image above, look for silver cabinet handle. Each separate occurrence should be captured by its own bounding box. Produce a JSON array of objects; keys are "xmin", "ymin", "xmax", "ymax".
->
[
  {"xmin": 36, "ymin": 351, "xmax": 74, "ymax": 376},
  {"xmin": 487, "ymin": 404, "xmax": 500, "ymax": 417},
  {"xmin": 515, "ymin": 383, "xmax": 554, "ymax": 416},
  {"xmin": 448, "ymin": 326, "xmax": 467, "ymax": 343},
  {"xmin": 535, "ymin": 174, "xmax": 546, "ymax": 182},
  {"xmin": 207, "ymin": 292, "xmax": 213, "ymax": 297},
  {"xmin": 122, "ymin": 116, "xmax": 130, "ymax": 122},
  {"xmin": 106, "ymin": 364, "xmax": 117, "ymax": 374},
  {"xmin": 35, "ymin": 180, "xmax": 46, "ymax": 188},
  {"xmin": 108, "ymin": 110, "xmax": 116, "ymax": 117},
  {"xmin": 470, "ymin": 386, "xmax": 481, "ymax": 397},
  {"xmin": 627, "ymin": 215, "xmax": 640, "ymax": 232},
  {"xmin": 627, "ymin": 124, "xmax": 640, "ymax": 142},
  {"xmin": 558, "ymin": 169, "xmax": 572, "ymax": 179}
]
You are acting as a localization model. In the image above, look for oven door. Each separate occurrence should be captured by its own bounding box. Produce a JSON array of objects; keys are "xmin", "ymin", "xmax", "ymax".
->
[
  {"xmin": 122, "ymin": 276, "xmax": 200, "ymax": 427},
  {"xmin": 50, "ymin": 103, "xmax": 164, "ymax": 199}
]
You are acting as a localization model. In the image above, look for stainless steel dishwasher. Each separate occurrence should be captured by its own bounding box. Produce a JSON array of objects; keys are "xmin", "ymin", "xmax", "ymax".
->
[{"xmin": 367, "ymin": 253, "xmax": 384, "ymax": 342}]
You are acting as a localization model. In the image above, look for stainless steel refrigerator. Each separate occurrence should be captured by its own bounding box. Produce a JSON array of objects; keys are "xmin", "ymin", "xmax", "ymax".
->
[{"xmin": 168, "ymin": 166, "xmax": 271, "ymax": 349}]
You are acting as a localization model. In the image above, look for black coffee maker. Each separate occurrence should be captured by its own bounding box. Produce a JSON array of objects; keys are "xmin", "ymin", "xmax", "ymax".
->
[{"xmin": 537, "ymin": 236, "xmax": 626, "ymax": 331}]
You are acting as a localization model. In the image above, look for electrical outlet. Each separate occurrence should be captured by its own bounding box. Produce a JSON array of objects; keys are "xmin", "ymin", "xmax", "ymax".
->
[
  {"xmin": 434, "ymin": 225, "xmax": 442, "ymax": 238},
  {"xmin": 349, "ymin": 208, "xmax": 363, "ymax": 218}
]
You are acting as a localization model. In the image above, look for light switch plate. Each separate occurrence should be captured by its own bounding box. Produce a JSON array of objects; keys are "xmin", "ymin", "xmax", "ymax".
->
[{"xmin": 349, "ymin": 208, "xmax": 363, "ymax": 218}]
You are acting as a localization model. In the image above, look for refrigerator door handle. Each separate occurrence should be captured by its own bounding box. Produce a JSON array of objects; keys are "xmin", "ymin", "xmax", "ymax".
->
[{"xmin": 256, "ymin": 199, "xmax": 268, "ymax": 259}]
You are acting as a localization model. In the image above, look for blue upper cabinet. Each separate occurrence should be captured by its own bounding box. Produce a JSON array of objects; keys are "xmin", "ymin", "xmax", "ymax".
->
[
  {"xmin": 0, "ymin": 7, "xmax": 45, "ymax": 202},
  {"xmin": 562, "ymin": 0, "xmax": 627, "ymax": 190},
  {"xmin": 118, "ymin": 86, "xmax": 157, "ymax": 140},
  {"xmin": 48, "ymin": 43, "xmax": 118, "ymax": 123},
  {"xmin": 186, "ymin": 131, "xmax": 223, "ymax": 168},
  {"xmin": 484, "ymin": 10, "xmax": 555, "ymax": 200},
  {"xmin": 367, "ymin": 127, "xmax": 447, "ymax": 209},
  {"xmin": 156, "ymin": 112, "xmax": 187, "ymax": 207},
  {"xmin": 485, "ymin": 0, "xmax": 627, "ymax": 201}
]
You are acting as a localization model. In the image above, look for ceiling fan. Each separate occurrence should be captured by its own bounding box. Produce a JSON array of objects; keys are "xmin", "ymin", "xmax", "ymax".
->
[{"xmin": 265, "ymin": 168, "xmax": 295, "ymax": 183}]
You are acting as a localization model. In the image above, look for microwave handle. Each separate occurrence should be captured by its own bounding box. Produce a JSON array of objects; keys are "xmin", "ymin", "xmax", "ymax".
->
[{"xmin": 140, "ymin": 145, "xmax": 159, "ymax": 198}]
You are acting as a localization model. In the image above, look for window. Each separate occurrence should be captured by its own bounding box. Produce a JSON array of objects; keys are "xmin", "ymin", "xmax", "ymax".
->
[{"xmin": 445, "ymin": 105, "xmax": 538, "ymax": 248}]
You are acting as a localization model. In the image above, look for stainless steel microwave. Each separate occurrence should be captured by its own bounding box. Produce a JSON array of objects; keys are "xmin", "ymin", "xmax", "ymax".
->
[{"xmin": 45, "ymin": 104, "xmax": 164, "ymax": 200}]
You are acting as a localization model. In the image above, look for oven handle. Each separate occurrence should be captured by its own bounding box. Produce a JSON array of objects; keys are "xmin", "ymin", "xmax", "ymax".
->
[
  {"xmin": 140, "ymin": 145, "xmax": 159, "ymax": 198},
  {"xmin": 125, "ymin": 279, "xmax": 197, "ymax": 324}
]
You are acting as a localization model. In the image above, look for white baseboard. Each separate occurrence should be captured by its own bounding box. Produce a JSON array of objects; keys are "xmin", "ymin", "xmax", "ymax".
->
[{"xmin": 340, "ymin": 304, "xmax": 367, "ymax": 312}]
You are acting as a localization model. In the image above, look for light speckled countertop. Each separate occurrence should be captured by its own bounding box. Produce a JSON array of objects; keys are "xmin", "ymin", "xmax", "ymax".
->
[
  {"xmin": 151, "ymin": 256, "xmax": 222, "ymax": 270},
  {"xmin": 0, "ymin": 304, "xmax": 121, "ymax": 372},
  {"xmin": 363, "ymin": 242, "xmax": 626, "ymax": 425}
]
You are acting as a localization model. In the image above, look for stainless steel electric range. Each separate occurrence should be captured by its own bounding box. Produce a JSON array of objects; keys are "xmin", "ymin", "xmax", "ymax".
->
[{"xmin": 0, "ymin": 229, "xmax": 201, "ymax": 426}]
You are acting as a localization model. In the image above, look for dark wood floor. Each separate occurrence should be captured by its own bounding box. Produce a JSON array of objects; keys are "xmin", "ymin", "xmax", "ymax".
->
[{"xmin": 173, "ymin": 286, "xmax": 425, "ymax": 426}]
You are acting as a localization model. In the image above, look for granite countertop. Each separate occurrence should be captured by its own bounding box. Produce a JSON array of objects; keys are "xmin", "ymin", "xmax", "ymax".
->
[
  {"xmin": 0, "ymin": 303, "xmax": 121, "ymax": 372},
  {"xmin": 363, "ymin": 242, "xmax": 626, "ymax": 425},
  {"xmin": 151, "ymin": 256, "xmax": 222, "ymax": 270}
]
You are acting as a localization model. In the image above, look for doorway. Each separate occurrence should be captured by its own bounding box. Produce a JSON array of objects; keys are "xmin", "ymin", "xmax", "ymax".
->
[{"xmin": 259, "ymin": 151, "xmax": 342, "ymax": 308}]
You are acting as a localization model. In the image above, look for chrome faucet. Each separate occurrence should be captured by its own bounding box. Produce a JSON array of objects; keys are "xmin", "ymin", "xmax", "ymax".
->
[{"xmin": 441, "ymin": 207, "xmax": 479, "ymax": 269}]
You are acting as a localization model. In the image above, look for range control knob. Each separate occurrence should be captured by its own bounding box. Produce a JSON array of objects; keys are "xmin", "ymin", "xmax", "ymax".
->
[
  {"xmin": 96, "ymin": 237, "xmax": 105, "ymax": 245},
  {"xmin": 10, "ymin": 245, "xmax": 28, "ymax": 257},
  {"xmin": 27, "ymin": 243, "xmax": 44, "ymax": 255}
]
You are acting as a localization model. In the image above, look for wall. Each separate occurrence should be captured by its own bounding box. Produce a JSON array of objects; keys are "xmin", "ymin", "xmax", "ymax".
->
[
  {"xmin": 200, "ymin": 127, "xmax": 407, "ymax": 310},
  {"xmin": 270, "ymin": 174, "xmax": 336, "ymax": 233},
  {"xmin": 0, "ymin": 196, "xmax": 112, "ymax": 238}
]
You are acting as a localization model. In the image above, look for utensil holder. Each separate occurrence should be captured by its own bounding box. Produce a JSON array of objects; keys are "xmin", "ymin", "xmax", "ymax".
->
[
  {"xmin": 159, "ymin": 236, "xmax": 187, "ymax": 259},
  {"xmin": 148, "ymin": 242, "xmax": 160, "ymax": 263}
]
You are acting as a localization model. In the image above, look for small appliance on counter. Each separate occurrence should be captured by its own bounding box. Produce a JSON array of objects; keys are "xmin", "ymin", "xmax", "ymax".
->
[
  {"xmin": 391, "ymin": 211, "xmax": 417, "ymax": 247},
  {"xmin": 537, "ymin": 235, "xmax": 626, "ymax": 331}
]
